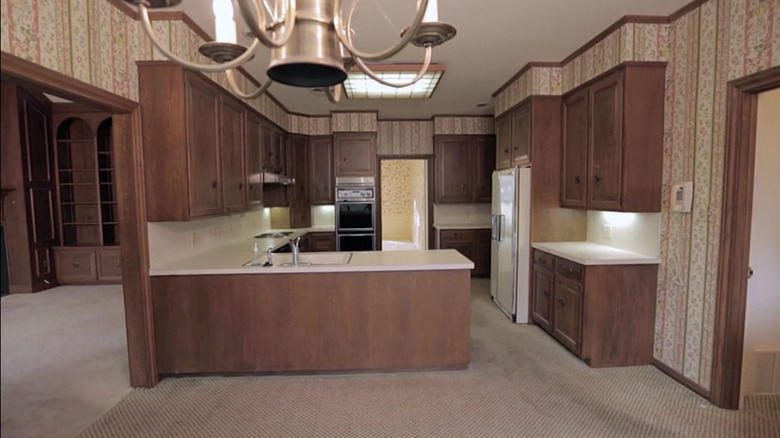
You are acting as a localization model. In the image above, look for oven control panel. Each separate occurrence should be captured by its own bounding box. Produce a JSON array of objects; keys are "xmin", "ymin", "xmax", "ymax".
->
[{"xmin": 336, "ymin": 187, "xmax": 375, "ymax": 201}]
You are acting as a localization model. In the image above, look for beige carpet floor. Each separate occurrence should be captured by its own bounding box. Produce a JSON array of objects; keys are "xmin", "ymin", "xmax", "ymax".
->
[{"xmin": 75, "ymin": 279, "xmax": 779, "ymax": 438}]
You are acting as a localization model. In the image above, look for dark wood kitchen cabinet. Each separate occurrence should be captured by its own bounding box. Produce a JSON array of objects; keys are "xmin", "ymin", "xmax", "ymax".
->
[
  {"xmin": 288, "ymin": 134, "xmax": 309, "ymax": 205},
  {"xmin": 139, "ymin": 61, "xmax": 256, "ymax": 221},
  {"xmin": 561, "ymin": 62, "xmax": 666, "ymax": 212},
  {"xmin": 244, "ymin": 110, "xmax": 263, "ymax": 209},
  {"xmin": 531, "ymin": 248, "xmax": 658, "ymax": 367},
  {"xmin": 262, "ymin": 123, "xmax": 284, "ymax": 173},
  {"xmin": 434, "ymin": 135, "xmax": 494, "ymax": 203},
  {"xmin": 333, "ymin": 132, "xmax": 376, "ymax": 177},
  {"xmin": 436, "ymin": 228, "xmax": 490, "ymax": 277},
  {"xmin": 308, "ymin": 231, "xmax": 337, "ymax": 252},
  {"xmin": 309, "ymin": 136, "xmax": 334, "ymax": 204},
  {"xmin": 495, "ymin": 102, "xmax": 531, "ymax": 169}
]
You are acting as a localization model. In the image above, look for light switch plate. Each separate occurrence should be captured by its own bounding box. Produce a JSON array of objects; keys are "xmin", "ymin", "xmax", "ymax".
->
[{"xmin": 602, "ymin": 224, "xmax": 612, "ymax": 239}]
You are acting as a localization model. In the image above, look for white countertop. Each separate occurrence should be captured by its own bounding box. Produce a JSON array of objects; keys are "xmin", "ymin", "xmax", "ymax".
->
[
  {"xmin": 531, "ymin": 241, "xmax": 660, "ymax": 265},
  {"xmin": 150, "ymin": 236, "xmax": 474, "ymax": 276},
  {"xmin": 433, "ymin": 223, "xmax": 491, "ymax": 230}
]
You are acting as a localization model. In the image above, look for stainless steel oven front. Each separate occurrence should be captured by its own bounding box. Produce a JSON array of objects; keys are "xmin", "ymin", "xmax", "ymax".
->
[{"xmin": 336, "ymin": 177, "xmax": 376, "ymax": 251}]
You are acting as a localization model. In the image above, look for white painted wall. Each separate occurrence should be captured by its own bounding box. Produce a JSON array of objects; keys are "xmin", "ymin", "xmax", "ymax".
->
[
  {"xmin": 586, "ymin": 211, "xmax": 661, "ymax": 257},
  {"xmin": 310, "ymin": 205, "xmax": 335, "ymax": 230},
  {"xmin": 741, "ymin": 88, "xmax": 780, "ymax": 401},
  {"xmin": 147, "ymin": 210, "xmax": 270, "ymax": 268}
]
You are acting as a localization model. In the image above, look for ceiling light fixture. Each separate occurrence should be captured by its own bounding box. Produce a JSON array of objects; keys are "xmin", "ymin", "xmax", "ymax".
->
[
  {"xmin": 342, "ymin": 63, "xmax": 445, "ymax": 99},
  {"xmin": 123, "ymin": 0, "xmax": 456, "ymax": 103}
]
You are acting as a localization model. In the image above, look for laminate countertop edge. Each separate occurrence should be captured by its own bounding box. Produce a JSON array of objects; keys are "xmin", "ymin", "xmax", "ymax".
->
[{"xmin": 532, "ymin": 241, "xmax": 660, "ymax": 266}]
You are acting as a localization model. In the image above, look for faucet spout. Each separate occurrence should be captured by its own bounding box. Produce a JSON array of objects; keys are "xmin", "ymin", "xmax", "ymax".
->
[{"xmin": 290, "ymin": 237, "xmax": 301, "ymax": 266}]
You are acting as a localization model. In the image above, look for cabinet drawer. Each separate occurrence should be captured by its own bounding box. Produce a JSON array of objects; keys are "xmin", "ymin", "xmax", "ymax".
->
[
  {"xmin": 55, "ymin": 249, "xmax": 97, "ymax": 283},
  {"xmin": 97, "ymin": 248, "xmax": 122, "ymax": 282},
  {"xmin": 439, "ymin": 229, "xmax": 473, "ymax": 243},
  {"xmin": 556, "ymin": 258, "xmax": 583, "ymax": 283},
  {"xmin": 533, "ymin": 250, "xmax": 555, "ymax": 270}
]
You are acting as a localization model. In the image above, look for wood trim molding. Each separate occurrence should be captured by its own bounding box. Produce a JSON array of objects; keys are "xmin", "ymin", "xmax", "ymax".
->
[
  {"xmin": 106, "ymin": 0, "xmax": 136, "ymax": 19},
  {"xmin": 560, "ymin": 15, "xmax": 667, "ymax": 66},
  {"xmin": 711, "ymin": 65, "xmax": 780, "ymax": 409},
  {"xmin": 668, "ymin": 0, "xmax": 710, "ymax": 22},
  {"xmin": 1, "ymin": 52, "xmax": 136, "ymax": 112},
  {"xmin": 653, "ymin": 359, "xmax": 711, "ymax": 400},
  {"xmin": 147, "ymin": 11, "xmax": 212, "ymax": 43}
]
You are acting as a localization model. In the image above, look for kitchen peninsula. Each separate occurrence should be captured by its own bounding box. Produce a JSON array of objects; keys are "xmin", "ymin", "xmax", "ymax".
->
[{"xmin": 149, "ymin": 237, "xmax": 473, "ymax": 376}]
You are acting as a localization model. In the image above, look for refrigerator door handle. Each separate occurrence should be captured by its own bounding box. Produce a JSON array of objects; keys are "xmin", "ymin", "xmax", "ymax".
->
[
  {"xmin": 496, "ymin": 215, "xmax": 503, "ymax": 242},
  {"xmin": 491, "ymin": 215, "xmax": 497, "ymax": 241}
]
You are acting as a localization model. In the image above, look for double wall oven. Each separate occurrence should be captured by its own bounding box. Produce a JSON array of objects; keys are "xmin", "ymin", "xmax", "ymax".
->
[{"xmin": 335, "ymin": 177, "xmax": 376, "ymax": 252}]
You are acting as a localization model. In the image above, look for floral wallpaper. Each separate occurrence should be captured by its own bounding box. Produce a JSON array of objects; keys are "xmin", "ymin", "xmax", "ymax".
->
[
  {"xmin": 331, "ymin": 112, "xmax": 378, "ymax": 132},
  {"xmin": 381, "ymin": 159, "xmax": 426, "ymax": 243},
  {"xmin": 494, "ymin": 65, "xmax": 563, "ymax": 116},
  {"xmin": 433, "ymin": 116, "xmax": 494, "ymax": 135},
  {"xmin": 289, "ymin": 115, "xmax": 330, "ymax": 135},
  {"xmin": 377, "ymin": 120, "xmax": 434, "ymax": 155}
]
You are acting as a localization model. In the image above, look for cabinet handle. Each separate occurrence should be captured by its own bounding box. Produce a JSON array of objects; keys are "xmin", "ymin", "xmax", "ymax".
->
[
  {"xmin": 211, "ymin": 181, "xmax": 218, "ymax": 189},
  {"xmin": 558, "ymin": 298, "xmax": 566, "ymax": 306},
  {"xmin": 594, "ymin": 174, "xmax": 601, "ymax": 182},
  {"xmin": 574, "ymin": 176, "xmax": 581, "ymax": 183},
  {"xmin": 461, "ymin": 184, "xmax": 466, "ymax": 189},
  {"xmin": 343, "ymin": 157, "xmax": 348, "ymax": 162},
  {"xmin": 73, "ymin": 261, "xmax": 80, "ymax": 268},
  {"xmin": 115, "ymin": 260, "xmax": 121, "ymax": 268},
  {"xmin": 42, "ymin": 259, "xmax": 49, "ymax": 269},
  {"xmin": 249, "ymin": 184, "xmax": 253, "ymax": 189},
  {"xmin": 238, "ymin": 183, "xmax": 243, "ymax": 189},
  {"xmin": 543, "ymin": 290, "xmax": 549, "ymax": 296},
  {"xmin": 504, "ymin": 149, "xmax": 509, "ymax": 154}
]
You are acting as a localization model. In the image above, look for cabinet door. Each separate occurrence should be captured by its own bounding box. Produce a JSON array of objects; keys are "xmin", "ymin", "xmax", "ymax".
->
[
  {"xmin": 97, "ymin": 247, "xmax": 122, "ymax": 282},
  {"xmin": 495, "ymin": 115, "xmax": 512, "ymax": 170},
  {"xmin": 289, "ymin": 203, "xmax": 311, "ymax": 229},
  {"xmin": 510, "ymin": 103, "xmax": 531, "ymax": 166},
  {"xmin": 309, "ymin": 232, "xmax": 337, "ymax": 252},
  {"xmin": 434, "ymin": 137, "xmax": 472, "ymax": 203},
  {"xmin": 289, "ymin": 135, "xmax": 309, "ymax": 205},
  {"xmin": 532, "ymin": 265, "xmax": 554, "ymax": 333},
  {"xmin": 333, "ymin": 133, "xmax": 376, "ymax": 176},
  {"xmin": 245, "ymin": 111, "xmax": 263, "ymax": 208},
  {"xmin": 561, "ymin": 89, "xmax": 589, "ymax": 208},
  {"xmin": 474, "ymin": 136, "xmax": 495, "ymax": 203},
  {"xmin": 185, "ymin": 74, "xmax": 222, "ymax": 217},
  {"xmin": 54, "ymin": 248, "xmax": 97, "ymax": 284},
  {"xmin": 261, "ymin": 123, "xmax": 279, "ymax": 172},
  {"xmin": 553, "ymin": 276, "xmax": 582, "ymax": 355},
  {"xmin": 309, "ymin": 136, "xmax": 334, "ymax": 204},
  {"xmin": 474, "ymin": 229, "xmax": 492, "ymax": 277},
  {"xmin": 220, "ymin": 96, "xmax": 246, "ymax": 214},
  {"xmin": 588, "ymin": 71, "xmax": 623, "ymax": 210}
]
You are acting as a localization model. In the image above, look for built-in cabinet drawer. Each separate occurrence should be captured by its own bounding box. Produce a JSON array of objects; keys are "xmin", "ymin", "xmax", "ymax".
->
[
  {"xmin": 54, "ymin": 246, "xmax": 121, "ymax": 284},
  {"xmin": 531, "ymin": 248, "xmax": 657, "ymax": 367}
]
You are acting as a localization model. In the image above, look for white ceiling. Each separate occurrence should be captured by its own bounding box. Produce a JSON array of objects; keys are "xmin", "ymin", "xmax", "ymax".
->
[{"xmin": 170, "ymin": 0, "xmax": 689, "ymax": 119}]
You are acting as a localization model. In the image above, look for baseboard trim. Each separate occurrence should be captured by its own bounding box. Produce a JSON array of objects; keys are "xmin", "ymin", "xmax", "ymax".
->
[{"xmin": 653, "ymin": 358, "xmax": 712, "ymax": 400}]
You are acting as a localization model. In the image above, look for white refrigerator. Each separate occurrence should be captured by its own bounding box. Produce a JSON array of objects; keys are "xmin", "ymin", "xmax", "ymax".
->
[{"xmin": 490, "ymin": 167, "xmax": 531, "ymax": 322}]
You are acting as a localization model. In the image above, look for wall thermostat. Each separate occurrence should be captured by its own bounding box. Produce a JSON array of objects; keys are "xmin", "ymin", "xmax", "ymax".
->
[{"xmin": 671, "ymin": 182, "xmax": 693, "ymax": 213}]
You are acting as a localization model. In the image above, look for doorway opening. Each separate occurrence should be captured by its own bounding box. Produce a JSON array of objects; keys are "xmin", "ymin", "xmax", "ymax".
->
[{"xmin": 379, "ymin": 159, "xmax": 428, "ymax": 251}]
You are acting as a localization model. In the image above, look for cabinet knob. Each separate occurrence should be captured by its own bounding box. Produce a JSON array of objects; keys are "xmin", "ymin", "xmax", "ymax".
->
[
  {"xmin": 543, "ymin": 290, "xmax": 549, "ymax": 297},
  {"xmin": 574, "ymin": 176, "xmax": 581, "ymax": 183},
  {"xmin": 343, "ymin": 157, "xmax": 348, "ymax": 162},
  {"xmin": 461, "ymin": 184, "xmax": 466, "ymax": 189},
  {"xmin": 504, "ymin": 149, "xmax": 509, "ymax": 154},
  {"xmin": 115, "ymin": 260, "xmax": 121, "ymax": 268},
  {"xmin": 558, "ymin": 298, "xmax": 566, "ymax": 306},
  {"xmin": 238, "ymin": 183, "xmax": 243, "ymax": 189},
  {"xmin": 211, "ymin": 181, "xmax": 218, "ymax": 189},
  {"xmin": 249, "ymin": 184, "xmax": 253, "ymax": 189},
  {"xmin": 594, "ymin": 174, "xmax": 601, "ymax": 182},
  {"xmin": 73, "ymin": 261, "xmax": 80, "ymax": 268}
]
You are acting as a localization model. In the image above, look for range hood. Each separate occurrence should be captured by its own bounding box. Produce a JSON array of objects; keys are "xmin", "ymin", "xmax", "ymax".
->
[{"xmin": 261, "ymin": 172, "xmax": 295, "ymax": 186}]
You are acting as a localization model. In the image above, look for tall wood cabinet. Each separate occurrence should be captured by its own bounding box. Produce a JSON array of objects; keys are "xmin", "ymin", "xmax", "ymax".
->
[
  {"xmin": 309, "ymin": 136, "xmax": 334, "ymax": 205},
  {"xmin": 138, "ymin": 62, "xmax": 249, "ymax": 221},
  {"xmin": 561, "ymin": 62, "xmax": 666, "ymax": 212},
  {"xmin": 434, "ymin": 135, "xmax": 494, "ymax": 203},
  {"xmin": 245, "ymin": 111, "xmax": 264, "ymax": 209},
  {"xmin": 52, "ymin": 105, "xmax": 121, "ymax": 284}
]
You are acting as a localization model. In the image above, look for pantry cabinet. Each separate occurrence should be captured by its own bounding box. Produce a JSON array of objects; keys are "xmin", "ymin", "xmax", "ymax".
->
[{"xmin": 561, "ymin": 62, "xmax": 666, "ymax": 212}]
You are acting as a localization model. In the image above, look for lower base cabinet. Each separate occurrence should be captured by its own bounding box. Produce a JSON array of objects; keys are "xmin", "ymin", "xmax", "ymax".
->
[
  {"xmin": 309, "ymin": 232, "xmax": 337, "ymax": 252},
  {"xmin": 531, "ymin": 249, "xmax": 657, "ymax": 367},
  {"xmin": 436, "ymin": 228, "xmax": 491, "ymax": 277},
  {"xmin": 54, "ymin": 246, "xmax": 122, "ymax": 284}
]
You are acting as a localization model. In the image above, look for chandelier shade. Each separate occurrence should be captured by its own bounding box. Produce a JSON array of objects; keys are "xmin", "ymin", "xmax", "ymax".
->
[{"xmin": 122, "ymin": 0, "xmax": 456, "ymax": 101}]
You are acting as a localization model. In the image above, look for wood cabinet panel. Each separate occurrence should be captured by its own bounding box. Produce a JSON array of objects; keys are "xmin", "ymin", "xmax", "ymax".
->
[
  {"xmin": 309, "ymin": 232, "xmax": 336, "ymax": 252},
  {"xmin": 510, "ymin": 105, "xmax": 531, "ymax": 166},
  {"xmin": 495, "ymin": 116, "xmax": 512, "ymax": 169},
  {"xmin": 552, "ymin": 276, "xmax": 582, "ymax": 355},
  {"xmin": 261, "ymin": 123, "xmax": 283, "ymax": 173},
  {"xmin": 289, "ymin": 203, "xmax": 311, "ymax": 229},
  {"xmin": 309, "ymin": 136, "xmax": 334, "ymax": 205},
  {"xmin": 532, "ymin": 265, "xmax": 553, "ymax": 333},
  {"xmin": 97, "ymin": 247, "xmax": 122, "ymax": 282},
  {"xmin": 219, "ymin": 95, "xmax": 245, "ymax": 214},
  {"xmin": 437, "ymin": 228, "xmax": 490, "ymax": 277},
  {"xmin": 289, "ymin": 135, "xmax": 309, "ymax": 205},
  {"xmin": 244, "ymin": 111, "xmax": 263, "ymax": 208},
  {"xmin": 185, "ymin": 73, "xmax": 222, "ymax": 218},
  {"xmin": 474, "ymin": 229, "xmax": 492, "ymax": 277},
  {"xmin": 475, "ymin": 137, "xmax": 495, "ymax": 202},
  {"xmin": 54, "ymin": 247, "xmax": 97, "ymax": 284},
  {"xmin": 333, "ymin": 133, "xmax": 376, "ymax": 177},
  {"xmin": 561, "ymin": 63, "xmax": 665, "ymax": 212},
  {"xmin": 434, "ymin": 135, "xmax": 494, "ymax": 204}
]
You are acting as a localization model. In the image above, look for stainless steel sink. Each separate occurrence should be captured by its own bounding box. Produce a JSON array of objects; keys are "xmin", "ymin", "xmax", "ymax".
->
[
  {"xmin": 254, "ymin": 231, "xmax": 294, "ymax": 239},
  {"xmin": 244, "ymin": 252, "xmax": 352, "ymax": 267}
]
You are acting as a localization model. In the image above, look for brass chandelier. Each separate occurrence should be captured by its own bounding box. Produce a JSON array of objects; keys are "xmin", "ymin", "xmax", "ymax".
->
[{"xmin": 123, "ymin": 0, "xmax": 456, "ymax": 102}]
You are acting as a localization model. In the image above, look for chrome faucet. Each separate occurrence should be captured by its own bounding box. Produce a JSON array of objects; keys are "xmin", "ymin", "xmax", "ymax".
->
[
  {"xmin": 290, "ymin": 237, "xmax": 301, "ymax": 266},
  {"xmin": 266, "ymin": 247, "xmax": 274, "ymax": 266}
]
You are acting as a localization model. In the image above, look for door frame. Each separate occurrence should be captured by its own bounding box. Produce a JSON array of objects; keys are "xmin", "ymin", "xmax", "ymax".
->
[
  {"xmin": 376, "ymin": 155, "xmax": 434, "ymax": 251},
  {"xmin": 0, "ymin": 52, "xmax": 157, "ymax": 388},
  {"xmin": 711, "ymin": 65, "xmax": 780, "ymax": 409}
]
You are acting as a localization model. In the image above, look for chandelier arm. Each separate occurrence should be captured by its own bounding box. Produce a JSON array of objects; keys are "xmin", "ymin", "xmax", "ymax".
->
[
  {"xmin": 325, "ymin": 84, "xmax": 342, "ymax": 103},
  {"xmin": 225, "ymin": 69, "xmax": 273, "ymax": 99},
  {"xmin": 235, "ymin": 0, "xmax": 296, "ymax": 49},
  {"xmin": 138, "ymin": 4, "xmax": 260, "ymax": 72},
  {"xmin": 353, "ymin": 46, "xmax": 432, "ymax": 88},
  {"xmin": 333, "ymin": 0, "xmax": 429, "ymax": 62}
]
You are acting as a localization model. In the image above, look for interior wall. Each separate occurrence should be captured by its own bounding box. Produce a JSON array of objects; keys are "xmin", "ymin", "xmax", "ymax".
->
[
  {"xmin": 587, "ymin": 211, "xmax": 661, "ymax": 257},
  {"xmin": 740, "ymin": 88, "xmax": 780, "ymax": 400},
  {"xmin": 381, "ymin": 160, "xmax": 414, "ymax": 242},
  {"xmin": 433, "ymin": 204, "xmax": 492, "ymax": 227}
]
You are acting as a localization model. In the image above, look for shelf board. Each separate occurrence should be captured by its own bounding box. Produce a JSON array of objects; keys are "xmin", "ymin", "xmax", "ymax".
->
[
  {"xmin": 60, "ymin": 182, "xmax": 97, "ymax": 186},
  {"xmin": 61, "ymin": 202, "xmax": 99, "ymax": 206},
  {"xmin": 60, "ymin": 168, "xmax": 95, "ymax": 172},
  {"xmin": 62, "ymin": 222, "xmax": 100, "ymax": 226},
  {"xmin": 58, "ymin": 139, "xmax": 95, "ymax": 144}
]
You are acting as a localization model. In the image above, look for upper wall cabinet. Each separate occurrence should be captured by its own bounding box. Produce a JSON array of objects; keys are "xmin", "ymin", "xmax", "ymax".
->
[
  {"xmin": 138, "ymin": 62, "xmax": 248, "ymax": 221},
  {"xmin": 434, "ymin": 135, "xmax": 495, "ymax": 204},
  {"xmin": 495, "ymin": 103, "xmax": 531, "ymax": 169},
  {"xmin": 561, "ymin": 62, "xmax": 666, "ymax": 212},
  {"xmin": 333, "ymin": 132, "xmax": 376, "ymax": 177},
  {"xmin": 244, "ymin": 110, "xmax": 263, "ymax": 209}
]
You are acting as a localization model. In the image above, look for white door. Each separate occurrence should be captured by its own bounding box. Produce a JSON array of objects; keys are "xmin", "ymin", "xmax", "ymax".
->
[{"xmin": 741, "ymin": 88, "xmax": 780, "ymax": 404}]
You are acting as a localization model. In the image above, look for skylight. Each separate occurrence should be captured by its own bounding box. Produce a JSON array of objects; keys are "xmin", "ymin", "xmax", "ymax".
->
[{"xmin": 342, "ymin": 64, "xmax": 445, "ymax": 99}]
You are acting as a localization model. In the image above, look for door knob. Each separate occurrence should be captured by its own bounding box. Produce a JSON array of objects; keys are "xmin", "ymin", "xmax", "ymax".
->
[{"xmin": 748, "ymin": 267, "xmax": 754, "ymax": 279}]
